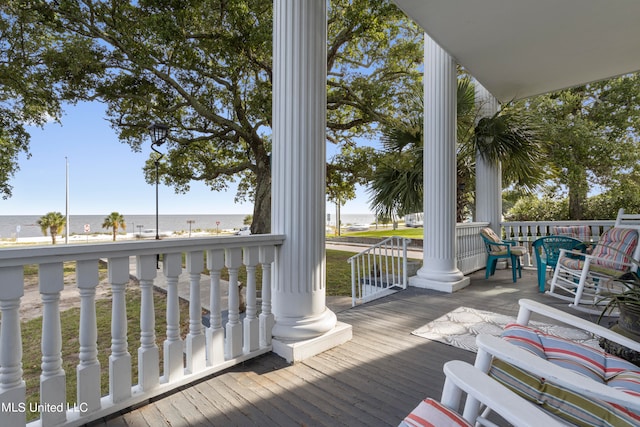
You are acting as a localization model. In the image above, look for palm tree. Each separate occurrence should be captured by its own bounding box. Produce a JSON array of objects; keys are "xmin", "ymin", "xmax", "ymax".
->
[
  {"xmin": 37, "ymin": 212, "xmax": 66, "ymax": 245},
  {"xmin": 102, "ymin": 212, "xmax": 126, "ymax": 241},
  {"xmin": 369, "ymin": 77, "xmax": 546, "ymax": 222}
]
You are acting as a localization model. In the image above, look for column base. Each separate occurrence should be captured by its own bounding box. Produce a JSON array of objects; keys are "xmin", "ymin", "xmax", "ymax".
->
[
  {"xmin": 272, "ymin": 321, "xmax": 352, "ymax": 363},
  {"xmin": 272, "ymin": 307, "xmax": 337, "ymax": 341},
  {"xmin": 409, "ymin": 274, "xmax": 470, "ymax": 293}
]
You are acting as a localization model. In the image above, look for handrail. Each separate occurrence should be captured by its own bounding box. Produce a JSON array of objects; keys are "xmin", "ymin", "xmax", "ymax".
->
[
  {"xmin": 348, "ymin": 236, "xmax": 411, "ymax": 306},
  {"xmin": 0, "ymin": 235, "xmax": 284, "ymax": 427}
]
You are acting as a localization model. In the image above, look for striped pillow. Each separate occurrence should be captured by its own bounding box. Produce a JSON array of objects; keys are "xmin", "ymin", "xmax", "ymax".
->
[
  {"xmin": 491, "ymin": 324, "xmax": 640, "ymax": 426},
  {"xmin": 590, "ymin": 228, "xmax": 638, "ymax": 271},
  {"xmin": 553, "ymin": 225, "xmax": 592, "ymax": 241},
  {"xmin": 400, "ymin": 398, "xmax": 471, "ymax": 427},
  {"xmin": 558, "ymin": 227, "xmax": 638, "ymax": 274}
]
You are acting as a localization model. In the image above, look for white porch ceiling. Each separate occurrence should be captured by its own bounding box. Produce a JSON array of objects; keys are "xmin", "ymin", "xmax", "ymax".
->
[{"xmin": 393, "ymin": 0, "xmax": 640, "ymax": 102}]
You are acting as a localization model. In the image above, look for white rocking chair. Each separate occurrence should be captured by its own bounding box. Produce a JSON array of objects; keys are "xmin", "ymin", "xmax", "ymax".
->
[
  {"xmin": 467, "ymin": 299, "xmax": 640, "ymax": 427},
  {"xmin": 546, "ymin": 208, "xmax": 640, "ymax": 315}
]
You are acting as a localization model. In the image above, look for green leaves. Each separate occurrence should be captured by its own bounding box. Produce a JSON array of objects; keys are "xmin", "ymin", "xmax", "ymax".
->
[
  {"xmin": 520, "ymin": 76, "xmax": 640, "ymax": 219},
  {"xmin": 36, "ymin": 211, "xmax": 66, "ymax": 244},
  {"xmin": 0, "ymin": 1, "xmax": 65, "ymax": 198}
]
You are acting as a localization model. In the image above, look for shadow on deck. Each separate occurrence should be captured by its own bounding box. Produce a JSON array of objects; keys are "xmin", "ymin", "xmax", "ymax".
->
[{"xmin": 89, "ymin": 267, "xmax": 612, "ymax": 426}]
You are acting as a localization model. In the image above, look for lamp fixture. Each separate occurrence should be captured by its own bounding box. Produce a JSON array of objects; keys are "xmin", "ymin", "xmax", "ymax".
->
[{"xmin": 148, "ymin": 122, "xmax": 169, "ymax": 147}]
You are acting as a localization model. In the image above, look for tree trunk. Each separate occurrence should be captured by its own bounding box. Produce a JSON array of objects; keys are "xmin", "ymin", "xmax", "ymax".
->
[
  {"xmin": 568, "ymin": 169, "xmax": 588, "ymax": 220},
  {"xmin": 251, "ymin": 165, "xmax": 271, "ymax": 234}
]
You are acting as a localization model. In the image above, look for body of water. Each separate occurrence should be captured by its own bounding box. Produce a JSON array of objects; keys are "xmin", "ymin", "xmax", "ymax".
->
[{"xmin": 0, "ymin": 213, "xmax": 376, "ymax": 239}]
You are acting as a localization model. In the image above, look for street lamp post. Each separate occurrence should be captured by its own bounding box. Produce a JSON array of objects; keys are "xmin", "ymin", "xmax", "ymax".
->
[{"xmin": 148, "ymin": 123, "xmax": 169, "ymax": 241}]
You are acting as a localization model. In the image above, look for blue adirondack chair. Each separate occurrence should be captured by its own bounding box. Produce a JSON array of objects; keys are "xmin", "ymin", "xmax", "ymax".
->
[
  {"xmin": 480, "ymin": 228, "xmax": 527, "ymax": 283},
  {"xmin": 532, "ymin": 235, "xmax": 584, "ymax": 292}
]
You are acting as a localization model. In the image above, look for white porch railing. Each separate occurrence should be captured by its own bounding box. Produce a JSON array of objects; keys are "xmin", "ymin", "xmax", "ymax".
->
[
  {"xmin": 456, "ymin": 222, "xmax": 490, "ymax": 275},
  {"xmin": 421, "ymin": 219, "xmax": 622, "ymax": 278},
  {"xmin": 0, "ymin": 235, "xmax": 284, "ymax": 427},
  {"xmin": 501, "ymin": 219, "xmax": 617, "ymax": 241},
  {"xmin": 502, "ymin": 220, "xmax": 618, "ymax": 267},
  {"xmin": 348, "ymin": 236, "xmax": 412, "ymax": 306}
]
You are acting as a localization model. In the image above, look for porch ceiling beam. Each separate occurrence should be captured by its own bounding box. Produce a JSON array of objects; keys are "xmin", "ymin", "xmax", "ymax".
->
[{"xmin": 393, "ymin": 0, "xmax": 640, "ymax": 101}]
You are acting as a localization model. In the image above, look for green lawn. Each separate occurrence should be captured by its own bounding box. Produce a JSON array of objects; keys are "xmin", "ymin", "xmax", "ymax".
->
[
  {"xmin": 334, "ymin": 227, "xmax": 423, "ymax": 239},
  {"xmin": 326, "ymin": 249, "xmax": 359, "ymax": 295}
]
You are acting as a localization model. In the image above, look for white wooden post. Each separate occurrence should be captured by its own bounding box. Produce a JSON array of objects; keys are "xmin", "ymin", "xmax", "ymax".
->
[
  {"xmin": 108, "ymin": 257, "xmax": 132, "ymax": 403},
  {"xmin": 225, "ymin": 248, "xmax": 243, "ymax": 358},
  {"xmin": 409, "ymin": 33, "xmax": 470, "ymax": 293},
  {"xmin": 186, "ymin": 251, "xmax": 206, "ymax": 373},
  {"xmin": 39, "ymin": 262, "xmax": 66, "ymax": 426},
  {"xmin": 0, "ymin": 266, "xmax": 26, "ymax": 427},
  {"xmin": 206, "ymin": 249, "xmax": 226, "ymax": 365},
  {"xmin": 259, "ymin": 246, "xmax": 275, "ymax": 347},
  {"xmin": 243, "ymin": 247, "xmax": 260, "ymax": 353},
  {"xmin": 162, "ymin": 252, "xmax": 184, "ymax": 382},
  {"xmin": 272, "ymin": 0, "xmax": 337, "ymax": 342},
  {"xmin": 136, "ymin": 255, "xmax": 159, "ymax": 391},
  {"xmin": 475, "ymin": 82, "xmax": 502, "ymax": 233},
  {"xmin": 76, "ymin": 260, "xmax": 101, "ymax": 415}
]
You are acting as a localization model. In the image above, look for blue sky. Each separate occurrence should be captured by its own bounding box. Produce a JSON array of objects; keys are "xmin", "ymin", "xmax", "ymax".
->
[{"xmin": 1, "ymin": 101, "xmax": 373, "ymax": 216}]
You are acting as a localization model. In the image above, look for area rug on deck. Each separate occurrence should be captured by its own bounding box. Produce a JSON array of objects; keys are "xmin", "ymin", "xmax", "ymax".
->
[{"xmin": 411, "ymin": 306, "xmax": 600, "ymax": 353}]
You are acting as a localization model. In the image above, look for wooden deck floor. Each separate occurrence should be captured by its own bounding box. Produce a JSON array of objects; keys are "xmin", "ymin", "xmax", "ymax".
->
[{"xmin": 90, "ymin": 267, "xmax": 608, "ymax": 427}]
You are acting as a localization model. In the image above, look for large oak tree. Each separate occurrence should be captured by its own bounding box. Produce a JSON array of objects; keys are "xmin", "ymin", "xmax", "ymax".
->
[
  {"xmin": 522, "ymin": 76, "xmax": 640, "ymax": 219},
  {"xmin": 27, "ymin": 0, "xmax": 421, "ymax": 233}
]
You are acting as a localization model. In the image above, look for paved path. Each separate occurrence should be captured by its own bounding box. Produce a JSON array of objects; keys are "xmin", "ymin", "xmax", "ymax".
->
[{"xmin": 326, "ymin": 242, "xmax": 423, "ymax": 260}]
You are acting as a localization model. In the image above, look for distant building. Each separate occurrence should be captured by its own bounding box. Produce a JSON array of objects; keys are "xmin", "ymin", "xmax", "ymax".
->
[{"xmin": 404, "ymin": 213, "xmax": 424, "ymax": 228}]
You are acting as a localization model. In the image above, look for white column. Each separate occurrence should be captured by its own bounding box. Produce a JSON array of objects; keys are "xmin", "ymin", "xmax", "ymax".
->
[
  {"xmin": 225, "ymin": 248, "xmax": 243, "ymax": 358},
  {"xmin": 162, "ymin": 253, "xmax": 184, "ymax": 382},
  {"xmin": 206, "ymin": 249, "xmax": 225, "ymax": 366},
  {"xmin": 409, "ymin": 33, "xmax": 470, "ymax": 293},
  {"xmin": 474, "ymin": 82, "xmax": 502, "ymax": 233},
  {"xmin": 108, "ymin": 257, "xmax": 131, "ymax": 403},
  {"xmin": 243, "ymin": 247, "xmax": 260, "ymax": 353},
  {"xmin": 39, "ymin": 262, "xmax": 66, "ymax": 426},
  {"xmin": 76, "ymin": 260, "xmax": 101, "ymax": 415},
  {"xmin": 271, "ymin": 0, "xmax": 351, "ymax": 361},
  {"xmin": 259, "ymin": 246, "xmax": 275, "ymax": 347},
  {"xmin": 136, "ymin": 255, "xmax": 159, "ymax": 391},
  {"xmin": 186, "ymin": 251, "xmax": 206, "ymax": 373},
  {"xmin": 0, "ymin": 267, "xmax": 26, "ymax": 427}
]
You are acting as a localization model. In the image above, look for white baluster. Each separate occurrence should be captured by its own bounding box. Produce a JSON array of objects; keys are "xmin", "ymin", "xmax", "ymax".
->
[
  {"xmin": 162, "ymin": 253, "xmax": 184, "ymax": 382},
  {"xmin": 0, "ymin": 266, "xmax": 26, "ymax": 427},
  {"xmin": 136, "ymin": 255, "xmax": 159, "ymax": 391},
  {"xmin": 108, "ymin": 257, "xmax": 131, "ymax": 403},
  {"xmin": 243, "ymin": 247, "xmax": 259, "ymax": 353},
  {"xmin": 225, "ymin": 248, "xmax": 243, "ymax": 358},
  {"xmin": 39, "ymin": 262, "xmax": 66, "ymax": 426},
  {"xmin": 259, "ymin": 246, "xmax": 275, "ymax": 347},
  {"xmin": 76, "ymin": 260, "xmax": 101, "ymax": 415},
  {"xmin": 206, "ymin": 249, "xmax": 225, "ymax": 365},
  {"xmin": 186, "ymin": 251, "xmax": 206, "ymax": 373}
]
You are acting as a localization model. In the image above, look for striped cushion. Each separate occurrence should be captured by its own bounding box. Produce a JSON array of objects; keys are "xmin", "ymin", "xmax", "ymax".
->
[
  {"xmin": 490, "ymin": 359, "xmax": 640, "ymax": 427},
  {"xmin": 553, "ymin": 225, "xmax": 592, "ymax": 241},
  {"xmin": 559, "ymin": 227, "xmax": 638, "ymax": 273},
  {"xmin": 491, "ymin": 324, "xmax": 640, "ymax": 426},
  {"xmin": 400, "ymin": 398, "xmax": 471, "ymax": 427}
]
